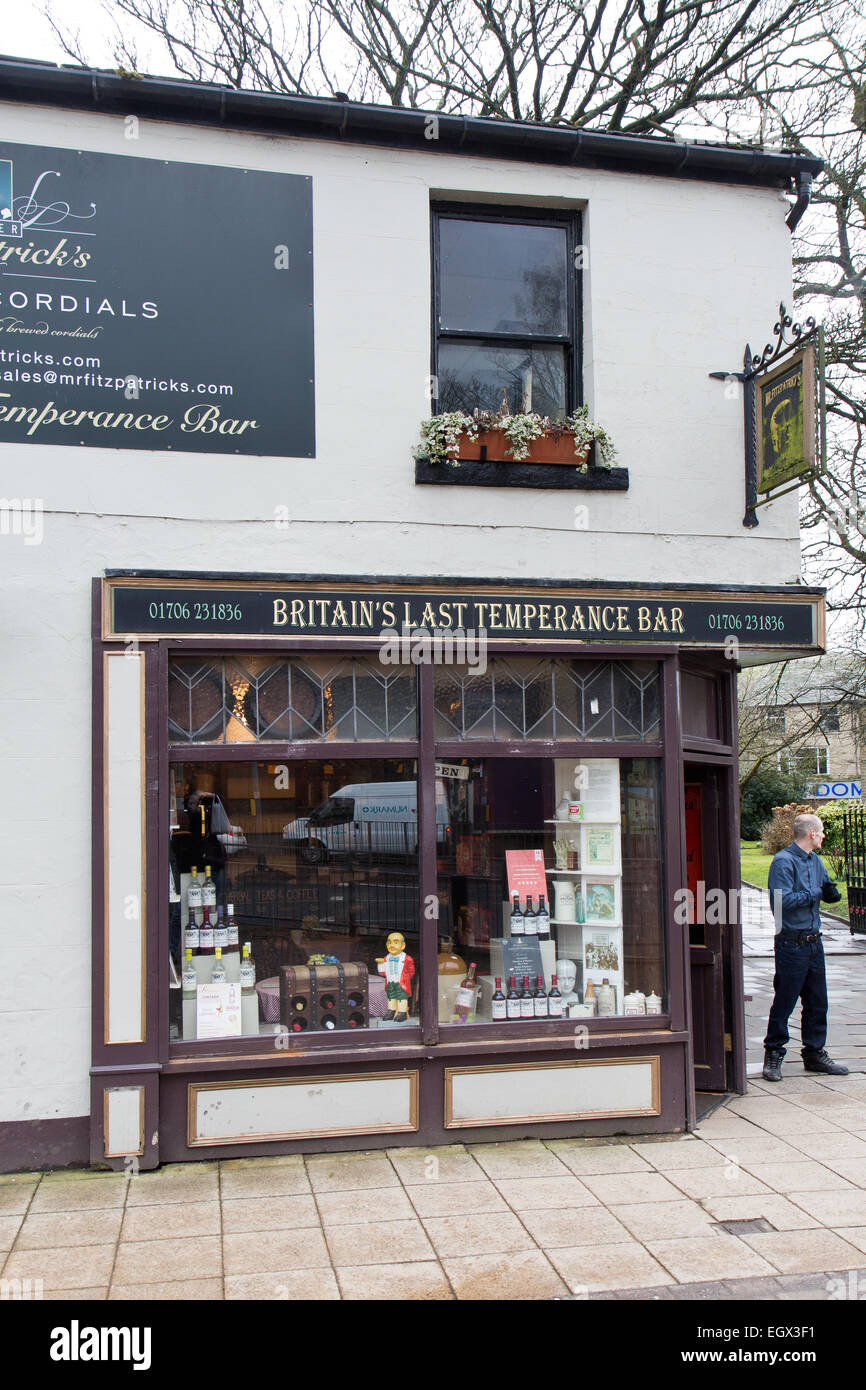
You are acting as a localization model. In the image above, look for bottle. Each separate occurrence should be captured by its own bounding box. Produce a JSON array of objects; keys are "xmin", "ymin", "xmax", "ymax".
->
[
  {"xmin": 523, "ymin": 896, "xmax": 537, "ymax": 936},
  {"xmin": 182, "ymin": 948, "xmax": 197, "ymax": 996},
  {"xmin": 199, "ymin": 904, "xmax": 215, "ymax": 955},
  {"xmin": 322, "ymin": 1016, "xmax": 337, "ymax": 1030},
  {"xmin": 184, "ymin": 909, "xmax": 200, "ymax": 954},
  {"xmin": 510, "ymin": 894, "xmax": 525, "ymax": 937},
  {"xmin": 548, "ymin": 974, "xmax": 563, "ymax": 1018},
  {"xmin": 291, "ymin": 1017, "xmax": 308, "ymax": 1032},
  {"xmin": 187, "ymin": 866, "xmax": 202, "ymax": 916},
  {"xmin": 596, "ymin": 978, "xmax": 616, "ymax": 1016},
  {"xmin": 556, "ymin": 793, "xmax": 570, "ymax": 821},
  {"xmin": 536, "ymin": 895, "xmax": 550, "ymax": 941},
  {"xmin": 533, "ymin": 974, "xmax": 548, "ymax": 1018},
  {"xmin": 240, "ymin": 941, "xmax": 257, "ymax": 1035},
  {"xmin": 210, "ymin": 946, "xmax": 226, "ymax": 984},
  {"xmin": 226, "ymin": 903, "xmax": 239, "ymax": 951},
  {"xmin": 202, "ymin": 865, "xmax": 217, "ymax": 911},
  {"xmin": 214, "ymin": 903, "xmax": 229, "ymax": 952},
  {"xmin": 239, "ymin": 942, "xmax": 256, "ymax": 991},
  {"xmin": 453, "ymin": 963, "xmax": 478, "ymax": 1023},
  {"xmin": 491, "ymin": 976, "xmax": 507, "ymax": 1021},
  {"xmin": 520, "ymin": 975, "xmax": 534, "ymax": 1020},
  {"xmin": 506, "ymin": 975, "xmax": 521, "ymax": 1020},
  {"xmin": 584, "ymin": 978, "xmax": 597, "ymax": 1013},
  {"xmin": 182, "ymin": 948, "xmax": 197, "ymax": 1040}
]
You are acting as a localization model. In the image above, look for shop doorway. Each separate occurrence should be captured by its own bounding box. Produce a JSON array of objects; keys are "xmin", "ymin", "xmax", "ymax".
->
[{"xmin": 685, "ymin": 766, "xmax": 730, "ymax": 1091}]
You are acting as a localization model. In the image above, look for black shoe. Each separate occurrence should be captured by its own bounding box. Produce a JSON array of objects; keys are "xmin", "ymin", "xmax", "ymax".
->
[
  {"xmin": 802, "ymin": 1049, "xmax": 849, "ymax": 1076},
  {"xmin": 763, "ymin": 1049, "xmax": 785, "ymax": 1082}
]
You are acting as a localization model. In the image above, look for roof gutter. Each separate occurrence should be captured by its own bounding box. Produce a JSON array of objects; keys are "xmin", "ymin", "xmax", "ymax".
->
[
  {"xmin": 785, "ymin": 171, "xmax": 813, "ymax": 231},
  {"xmin": 0, "ymin": 55, "xmax": 824, "ymax": 192}
]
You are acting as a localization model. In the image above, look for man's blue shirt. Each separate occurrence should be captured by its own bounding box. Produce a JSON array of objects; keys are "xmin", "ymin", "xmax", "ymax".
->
[{"xmin": 767, "ymin": 840, "xmax": 831, "ymax": 933}]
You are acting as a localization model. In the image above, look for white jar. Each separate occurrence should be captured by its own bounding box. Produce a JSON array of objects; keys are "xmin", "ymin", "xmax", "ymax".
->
[
  {"xmin": 553, "ymin": 879, "xmax": 576, "ymax": 922},
  {"xmin": 595, "ymin": 980, "xmax": 616, "ymax": 1016},
  {"xmin": 646, "ymin": 990, "xmax": 663, "ymax": 1015},
  {"xmin": 623, "ymin": 991, "xmax": 646, "ymax": 1015}
]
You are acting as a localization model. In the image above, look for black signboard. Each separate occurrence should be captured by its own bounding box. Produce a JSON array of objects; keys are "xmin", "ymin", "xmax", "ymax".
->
[
  {"xmin": 0, "ymin": 142, "xmax": 314, "ymax": 456},
  {"xmin": 109, "ymin": 583, "xmax": 819, "ymax": 647}
]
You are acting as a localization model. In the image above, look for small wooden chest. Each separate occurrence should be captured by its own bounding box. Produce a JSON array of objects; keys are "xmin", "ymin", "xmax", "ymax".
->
[{"xmin": 279, "ymin": 962, "xmax": 369, "ymax": 1032}]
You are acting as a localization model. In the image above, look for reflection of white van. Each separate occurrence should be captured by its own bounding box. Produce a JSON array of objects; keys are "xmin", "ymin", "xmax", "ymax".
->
[{"xmin": 283, "ymin": 781, "xmax": 449, "ymax": 862}]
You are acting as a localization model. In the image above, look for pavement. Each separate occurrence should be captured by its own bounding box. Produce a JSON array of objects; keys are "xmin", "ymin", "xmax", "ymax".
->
[{"xmin": 4, "ymin": 885, "xmax": 866, "ymax": 1303}]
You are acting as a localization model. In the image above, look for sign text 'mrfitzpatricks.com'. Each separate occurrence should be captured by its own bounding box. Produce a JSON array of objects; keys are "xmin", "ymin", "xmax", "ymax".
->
[{"xmin": 109, "ymin": 585, "xmax": 819, "ymax": 646}]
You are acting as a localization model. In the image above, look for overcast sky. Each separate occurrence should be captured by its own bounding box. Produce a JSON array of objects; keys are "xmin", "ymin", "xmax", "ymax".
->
[{"xmin": 3, "ymin": 0, "xmax": 152, "ymax": 69}]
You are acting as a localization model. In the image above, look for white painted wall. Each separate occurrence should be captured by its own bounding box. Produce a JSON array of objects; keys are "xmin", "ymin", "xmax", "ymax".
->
[{"xmin": 0, "ymin": 100, "xmax": 804, "ymax": 1125}]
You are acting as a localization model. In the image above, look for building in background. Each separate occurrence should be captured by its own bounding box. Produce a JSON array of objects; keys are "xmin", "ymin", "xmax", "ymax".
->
[
  {"xmin": 739, "ymin": 657, "xmax": 864, "ymax": 799},
  {"xmin": 0, "ymin": 57, "xmax": 825, "ymax": 1170}
]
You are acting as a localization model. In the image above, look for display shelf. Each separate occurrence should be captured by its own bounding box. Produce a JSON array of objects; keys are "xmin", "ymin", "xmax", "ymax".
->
[{"xmin": 546, "ymin": 868, "xmax": 582, "ymax": 876}]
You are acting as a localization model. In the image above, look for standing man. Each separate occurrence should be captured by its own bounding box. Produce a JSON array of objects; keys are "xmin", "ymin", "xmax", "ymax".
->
[{"xmin": 763, "ymin": 813, "xmax": 848, "ymax": 1081}]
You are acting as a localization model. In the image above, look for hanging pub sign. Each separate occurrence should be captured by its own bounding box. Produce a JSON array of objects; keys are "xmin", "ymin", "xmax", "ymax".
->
[
  {"xmin": 755, "ymin": 341, "xmax": 819, "ymax": 495},
  {"xmin": 0, "ymin": 143, "xmax": 314, "ymax": 457}
]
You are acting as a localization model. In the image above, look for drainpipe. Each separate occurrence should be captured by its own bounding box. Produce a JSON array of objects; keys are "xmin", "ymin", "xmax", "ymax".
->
[{"xmin": 786, "ymin": 171, "xmax": 813, "ymax": 231}]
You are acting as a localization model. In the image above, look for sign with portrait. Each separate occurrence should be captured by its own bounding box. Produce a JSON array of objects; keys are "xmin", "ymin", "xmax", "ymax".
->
[
  {"xmin": 755, "ymin": 342, "xmax": 818, "ymax": 494},
  {"xmin": 0, "ymin": 141, "xmax": 314, "ymax": 456}
]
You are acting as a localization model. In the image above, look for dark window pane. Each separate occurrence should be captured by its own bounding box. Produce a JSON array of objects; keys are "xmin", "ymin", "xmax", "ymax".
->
[
  {"xmin": 438, "ymin": 340, "xmax": 566, "ymax": 418},
  {"xmin": 440, "ymin": 219, "xmax": 568, "ymax": 335}
]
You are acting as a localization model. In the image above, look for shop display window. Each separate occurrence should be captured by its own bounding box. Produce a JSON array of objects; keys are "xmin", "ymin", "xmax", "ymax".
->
[
  {"xmin": 169, "ymin": 759, "xmax": 421, "ymax": 1042},
  {"xmin": 435, "ymin": 757, "xmax": 666, "ymax": 1024}
]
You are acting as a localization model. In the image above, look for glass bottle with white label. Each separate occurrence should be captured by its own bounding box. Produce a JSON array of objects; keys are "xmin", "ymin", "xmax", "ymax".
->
[
  {"xmin": 510, "ymin": 894, "xmax": 525, "ymax": 937},
  {"xmin": 523, "ymin": 897, "xmax": 538, "ymax": 937},
  {"xmin": 520, "ymin": 975, "xmax": 534, "ymax": 1019},
  {"xmin": 536, "ymin": 895, "xmax": 550, "ymax": 940},
  {"xmin": 202, "ymin": 864, "xmax": 217, "ymax": 912},
  {"xmin": 452, "ymin": 963, "xmax": 478, "ymax": 1023},
  {"xmin": 187, "ymin": 866, "xmax": 202, "ymax": 917},
  {"xmin": 533, "ymin": 974, "xmax": 548, "ymax": 1018},
  {"xmin": 182, "ymin": 948, "xmax": 197, "ymax": 1040},
  {"xmin": 240, "ymin": 941, "xmax": 258, "ymax": 1034},
  {"xmin": 210, "ymin": 946, "xmax": 227, "ymax": 984},
  {"xmin": 491, "ymin": 977, "xmax": 507, "ymax": 1021}
]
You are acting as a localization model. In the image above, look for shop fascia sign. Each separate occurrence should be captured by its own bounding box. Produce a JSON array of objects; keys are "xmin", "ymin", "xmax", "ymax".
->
[
  {"xmin": 710, "ymin": 302, "xmax": 826, "ymax": 528},
  {"xmin": 104, "ymin": 577, "xmax": 822, "ymax": 650}
]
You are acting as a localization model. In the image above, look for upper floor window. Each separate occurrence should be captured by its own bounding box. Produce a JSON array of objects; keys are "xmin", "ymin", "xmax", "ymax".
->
[
  {"xmin": 432, "ymin": 206, "xmax": 580, "ymax": 420},
  {"xmin": 818, "ymin": 707, "xmax": 841, "ymax": 733}
]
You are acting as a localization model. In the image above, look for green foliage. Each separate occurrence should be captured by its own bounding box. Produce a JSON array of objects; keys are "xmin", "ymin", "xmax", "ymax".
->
[
  {"xmin": 815, "ymin": 801, "xmax": 847, "ymax": 878},
  {"xmin": 740, "ymin": 768, "xmax": 809, "ymax": 841}
]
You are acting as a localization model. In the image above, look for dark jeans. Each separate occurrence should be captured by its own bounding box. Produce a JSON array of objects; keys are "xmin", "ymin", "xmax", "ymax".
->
[{"xmin": 763, "ymin": 934, "xmax": 828, "ymax": 1054}]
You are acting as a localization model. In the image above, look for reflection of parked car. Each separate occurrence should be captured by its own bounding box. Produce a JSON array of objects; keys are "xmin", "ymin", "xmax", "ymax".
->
[{"xmin": 283, "ymin": 781, "xmax": 449, "ymax": 864}]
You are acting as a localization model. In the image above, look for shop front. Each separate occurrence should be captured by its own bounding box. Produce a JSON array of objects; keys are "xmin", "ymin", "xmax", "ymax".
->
[{"xmin": 92, "ymin": 574, "xmax": 824, "ymax": 1167}]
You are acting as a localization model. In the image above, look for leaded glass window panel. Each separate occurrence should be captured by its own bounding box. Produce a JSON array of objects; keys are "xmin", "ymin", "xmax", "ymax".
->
[
  {"xmin": 168, "ymin": 656, "xmax": 417, "ymax": 744},
  {"xmin": 433, "ymin": 659, "xmax": 660, "ymax": 741}
]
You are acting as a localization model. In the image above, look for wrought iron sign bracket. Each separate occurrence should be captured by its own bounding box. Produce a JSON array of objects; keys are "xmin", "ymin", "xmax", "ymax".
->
[{"xmin": 709, "ymin": 302, "xmax": 818, "ymax": 528}]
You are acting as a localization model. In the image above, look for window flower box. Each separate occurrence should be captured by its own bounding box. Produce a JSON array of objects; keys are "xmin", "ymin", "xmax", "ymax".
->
[
  {"xmin": 414, "ymin": 406, "xmax": 616, "ymax": 473},
  {"xmin": 457, "ymin": 427, "xmax": 591, "ymax": 467}
]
